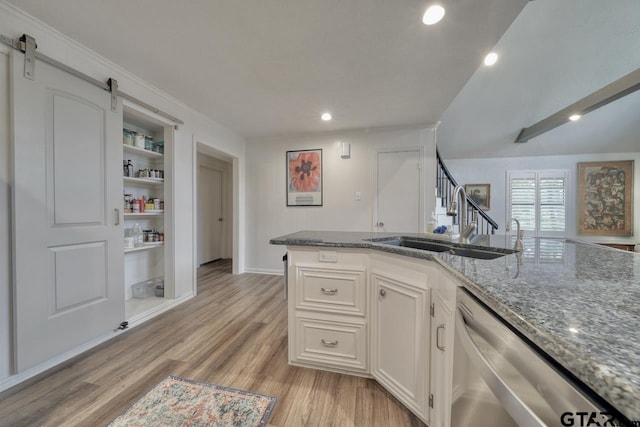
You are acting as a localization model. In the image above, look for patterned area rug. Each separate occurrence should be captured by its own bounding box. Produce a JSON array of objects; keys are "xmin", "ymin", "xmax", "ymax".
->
[{"xmin": 108, "ymin": 375, "xmax": 277, "ymax": 427}]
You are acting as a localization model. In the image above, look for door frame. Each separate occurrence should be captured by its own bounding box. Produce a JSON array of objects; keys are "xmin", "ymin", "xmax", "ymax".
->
[
  {"xmin": 191, "ymin": 137, "xmax": 240, "ymax": 295},
  {"xmin": 197, "ymin": 159, "xmax": 227, "ymax": 265},
  {"xmin": 373, "ymin": 146, "xmax": 425, "ymax": 232}
]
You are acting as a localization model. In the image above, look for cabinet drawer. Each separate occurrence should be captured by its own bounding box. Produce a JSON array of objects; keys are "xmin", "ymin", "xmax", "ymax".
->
[
  {"xmin": 295, "ymin": 266, "xmax": 366, "ymax": 315},
  {"xmin": 293, "ymin": 318, "xmax": 367, "ymax": 372}
]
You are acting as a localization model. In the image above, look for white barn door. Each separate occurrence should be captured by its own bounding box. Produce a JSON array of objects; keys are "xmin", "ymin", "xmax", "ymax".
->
[{"xmin": 11, "ymin": 51, "xmax": 124, "ymax": 372}]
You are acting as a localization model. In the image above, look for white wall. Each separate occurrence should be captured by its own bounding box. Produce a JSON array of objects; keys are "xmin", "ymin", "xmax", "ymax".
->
[
  {"xmin": 0, "ymin": 4, "xmax": 246, "ymax": 384},
  {"xmin": 445, "ymin": 152, "xmax": 640, "ymax": 245},
  {"xmin": 245, "ymin": 126, "xmax": 436, "ymax": 273}
]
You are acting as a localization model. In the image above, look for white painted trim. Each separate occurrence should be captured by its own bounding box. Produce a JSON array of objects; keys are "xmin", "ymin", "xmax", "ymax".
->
[
  {"xmin": 0, "ymin": 292, "xmax": 194, "ymax": 393},
  {"xmin": 192, "ymin": 136, "xmax": 242, "ymax": 279},
  {"xmin": 191, "ymin": 137, "xmax": 199, "ymax": 297},
  {"xmin": 243, "ymin": 268, "xmax": 284, "ymax": 276}
]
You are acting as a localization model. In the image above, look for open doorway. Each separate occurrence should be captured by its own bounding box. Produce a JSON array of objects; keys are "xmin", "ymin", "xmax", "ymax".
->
[{"xmin": 194, "ymin": 142, "xmax": 236, "ymax": 291}]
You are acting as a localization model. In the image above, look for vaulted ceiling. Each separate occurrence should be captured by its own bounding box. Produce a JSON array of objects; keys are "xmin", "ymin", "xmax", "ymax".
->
[
  {"xmin": 6, "ymin": 0, "xmax": 527, "ymax": 139},
  {"xmin": 437, "ymin": 0, "xmax": 640, "ymax": 159}
]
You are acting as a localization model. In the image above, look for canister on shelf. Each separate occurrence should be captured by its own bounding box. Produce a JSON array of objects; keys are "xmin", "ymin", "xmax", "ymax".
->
[
  {"xmin": 134, "ymin": 132, "xmax": 145, "ymax": 149},
  {"xmin": 153, "ymin": 198, "xmax": 161, "ymax": 210},
  {"xmin": 123, "ymin": 129, "xmax": 134, "ymax": 146},
  {"xmin": 145, "ymin": 136, "xmax": 154, "ymax": 150}
]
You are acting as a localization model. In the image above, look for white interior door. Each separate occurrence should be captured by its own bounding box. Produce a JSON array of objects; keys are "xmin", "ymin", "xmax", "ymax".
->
[
  {"xmin": 198, "ymin": 165, "xmax": 223, "ymax": 264},
  {"xmin": 376, "ymin": 149, "xmax": 422, "ymax": 232},
  {"xmin": 11, "ymin": 52, "xmax": 124, "ymax": 372}
]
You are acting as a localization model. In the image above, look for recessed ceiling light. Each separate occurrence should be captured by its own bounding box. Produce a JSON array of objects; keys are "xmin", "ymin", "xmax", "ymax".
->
[
  {"xmin": 569, "ymin": 114, "xmax": 582, "ymax": 121},
  {"xmin": 484, "ymin": 52, "xmax": 498, "ymax": 66},
  {"xmin": 321, "ymin": 112, "xmax": 332, "ymax": 121},
  {"xmin": 423, "ymin": 5, "xmax": 445, "ymax": 25}
]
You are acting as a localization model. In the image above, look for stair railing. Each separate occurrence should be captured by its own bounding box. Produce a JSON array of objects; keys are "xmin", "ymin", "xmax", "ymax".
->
[{"xmin": 436, "ymin": 149, "xmax": 499, "ymax": 235}]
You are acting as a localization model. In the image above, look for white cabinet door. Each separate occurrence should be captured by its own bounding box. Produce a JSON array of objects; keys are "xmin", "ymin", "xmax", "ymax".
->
[
  {"xmin": 11, "ymin": 52, "xmax": 124, "ymax": 372},
  {"xmin": 430, "ymin": 294, "xmax": 455, "ymax": 427},
  {"xmin": 372, "ymin": 271, "xmax": 429, "ymax": 420}
]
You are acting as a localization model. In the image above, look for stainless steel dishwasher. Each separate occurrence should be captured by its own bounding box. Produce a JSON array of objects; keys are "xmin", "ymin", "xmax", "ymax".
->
[{"xmin": 452, "ymin": 288, "xmax": 614, "ymax": 427}]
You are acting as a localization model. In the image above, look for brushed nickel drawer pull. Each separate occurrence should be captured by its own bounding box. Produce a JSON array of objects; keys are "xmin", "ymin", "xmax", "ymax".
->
[
  {"xmin": 321, "ymin": 287, "xmax": 338, "ymax": 295},
  {"xmin": 321, "ymin": 339, "xmax": 339, "ymax": 347}
]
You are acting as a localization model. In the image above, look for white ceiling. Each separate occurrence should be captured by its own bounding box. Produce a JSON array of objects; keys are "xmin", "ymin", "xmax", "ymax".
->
[
  {"xmin": 437, "ymin": 0, "xmax": 640, "ymax": 159},
  {"xmin": 6, "ymin": 0, "xmax": 527, "ymax": 140}
]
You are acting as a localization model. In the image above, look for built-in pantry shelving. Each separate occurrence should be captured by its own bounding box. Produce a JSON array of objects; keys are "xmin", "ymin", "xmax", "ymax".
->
[{"xmin": 122, "ymin": 100, "xmax": 174, "ymax": 322}]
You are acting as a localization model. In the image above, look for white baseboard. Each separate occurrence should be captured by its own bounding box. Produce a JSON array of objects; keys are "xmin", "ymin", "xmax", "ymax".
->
[
  {"xmin": 243, "ymin": 268, "xmax": 283, "ymax": 276},
  {"xmin": 0, "ymin": 292, "xmax": 195, "ymax": 394}
]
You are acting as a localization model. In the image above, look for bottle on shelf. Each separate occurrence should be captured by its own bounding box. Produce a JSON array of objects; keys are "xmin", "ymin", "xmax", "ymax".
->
[
  {"xmin": 127, "ymin": 160, "xmax": 134, "ymax": 177},
  {"xmin": 123, "ymin": 160, "xmax": 129, "ymax": 177},
  {"xmin": 132, "ymin": 223, "xmax": 143, "ymax": 247}
]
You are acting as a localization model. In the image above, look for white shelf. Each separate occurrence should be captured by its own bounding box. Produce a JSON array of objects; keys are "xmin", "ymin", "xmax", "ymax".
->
[
  {"xmin": 123, "ymin": 176, "xmax": 164, "ymax": 186},
  {"xmin": 124, "ymin": 211, "xmax": 164, "ymax": 217},
  {"xmin": 123, "ymin": 144, "xmax": 163, "ymax": 158},
  {"xmin": 124, "ymin": 243, "xmax": 164, "ymax": 254}
]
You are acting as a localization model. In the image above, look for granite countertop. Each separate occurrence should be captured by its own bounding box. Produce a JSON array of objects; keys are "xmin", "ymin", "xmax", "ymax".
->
[{"xmin": 270, "ymin": 230, "xmax": 640, "ymax": 423}]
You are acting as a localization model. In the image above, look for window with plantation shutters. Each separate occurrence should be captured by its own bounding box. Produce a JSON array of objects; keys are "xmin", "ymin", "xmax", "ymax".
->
[{"xmin": 508, "ymin": 171, "xmax": 568, "ymax": 237}]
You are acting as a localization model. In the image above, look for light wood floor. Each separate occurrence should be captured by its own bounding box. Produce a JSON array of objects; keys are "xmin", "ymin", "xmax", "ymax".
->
[{"xmin": 0, "ymin": 260, "xmax": 426, "ymax": 426}]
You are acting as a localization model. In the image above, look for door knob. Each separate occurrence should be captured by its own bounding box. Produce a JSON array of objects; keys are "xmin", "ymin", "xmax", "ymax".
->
[
  {"xmin": 379, "ymin": 289, "xmax": 386, "ymax": 297},
  {"xmin": 218, "ymin": 218, "xmax": 223, "ymax": 222},
  {"xmin": 377, "ymin": 222, "xmax": 384, "ymax": 227}
]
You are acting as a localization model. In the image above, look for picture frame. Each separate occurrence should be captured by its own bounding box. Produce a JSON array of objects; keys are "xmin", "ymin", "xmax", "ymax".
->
[
  {"xmin": 286, "ymin": 149, "xmax": 323, "ymax": 206},
  {"xmin": 464, "ymin": 183, "xmax": 490, "ymax": 210},
  {"xmin": 578, "ymin": 160, "xmax": 633, "ymax": 236}
]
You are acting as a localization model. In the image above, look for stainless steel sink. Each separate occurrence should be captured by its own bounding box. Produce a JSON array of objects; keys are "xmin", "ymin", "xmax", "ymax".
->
[{"xmin": 369, "ymin": 236, "xmax": 514, "ymax": 260}]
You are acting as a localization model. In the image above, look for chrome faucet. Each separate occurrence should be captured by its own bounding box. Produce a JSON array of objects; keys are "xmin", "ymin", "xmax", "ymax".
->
[
  {"xmin": 447, "ymin": 185, "xmax": 476, "ymax": 244},
  {"xmin": 505, "ymin": 218, "xmax": 524, "ymax": 252}
]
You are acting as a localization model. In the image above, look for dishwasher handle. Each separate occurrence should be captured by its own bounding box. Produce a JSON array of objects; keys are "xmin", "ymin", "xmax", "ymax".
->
[{"xmin": 456, "ymin": 307, "xmax": 546, "ymax": 427}]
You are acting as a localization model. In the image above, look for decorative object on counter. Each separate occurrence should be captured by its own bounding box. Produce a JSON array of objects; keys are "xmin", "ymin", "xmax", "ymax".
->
[
  {"xmin": 578, "ymin": 160, "xmax": 633, "ymax": 236},
  {"xmin": 433, "ymin": 225, "xmax": 448, "ymax": 234},
  {"xmin": 464, "ymin": 183, "xmax": 490, "ymax": 210},
  {"xmin": 426, "ymin": 212, "xmax": 438, "ymax": 233},
  {"xmin": 286, "ymin": 149, "xmax": 323, "ymax": 206},
  {"xmin": 107, "ymin": 376, "xmax": 277, "ymax": 427}
]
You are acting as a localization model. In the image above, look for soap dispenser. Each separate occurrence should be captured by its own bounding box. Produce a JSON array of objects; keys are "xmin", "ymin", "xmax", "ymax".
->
[{"xmin": 427, "ymin": 212, "xmax": 438, "ymax": 233}]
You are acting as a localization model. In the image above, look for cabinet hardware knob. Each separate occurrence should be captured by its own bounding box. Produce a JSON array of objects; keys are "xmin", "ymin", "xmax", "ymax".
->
[
  {"xmin": 114, "ymin": 208, "xmax": 120, "ymax": 226},
  {"xmin": 379, "ymin": 289, "xmax": 386, "ymax": 297},
  {"xmin": 436, "ymin": 324, "xmax": 445, "ymax": 351},
  {"xmin": 321, "ymin": 288, "xmax": 338, "ymax": 295},
  {"xmin": 321, "ymin": 339, "xmax": 338, "ymax": 347}
]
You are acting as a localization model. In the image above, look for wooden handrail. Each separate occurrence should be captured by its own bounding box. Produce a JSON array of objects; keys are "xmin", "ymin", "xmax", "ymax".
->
[{"xmin": 436, "ymin": 148, "xmax": 499, "ymax": 233}]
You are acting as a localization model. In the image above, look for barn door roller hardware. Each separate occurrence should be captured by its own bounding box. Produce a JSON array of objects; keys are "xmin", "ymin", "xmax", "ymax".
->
[{"xmin": 1, "ymin": 33, "xmax": 184, "ymax": 125}]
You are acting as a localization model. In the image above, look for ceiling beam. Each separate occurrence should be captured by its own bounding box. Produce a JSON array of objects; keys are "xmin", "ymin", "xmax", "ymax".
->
[{"xmin": 515, "ymin": 67, "xmax": 640, "ymax": 143}]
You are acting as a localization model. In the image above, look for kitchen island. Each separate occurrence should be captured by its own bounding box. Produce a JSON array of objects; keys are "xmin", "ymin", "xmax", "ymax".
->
[{"xmin": 271, "ymin": 230, "xmax": 640, "ymax": 424}]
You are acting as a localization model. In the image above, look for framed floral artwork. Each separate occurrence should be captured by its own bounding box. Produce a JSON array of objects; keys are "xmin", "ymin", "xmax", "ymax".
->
[
  {"xmin": 286, "ymin": 149, "xmax": 323, "ymax": 206},
  {"xmin": 578, "ymin": 160, "xmax": 633, "ymax": 236},
  {"xmin": 464, "ymin": 183, "xmax": 490, "ymax": 210}
]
